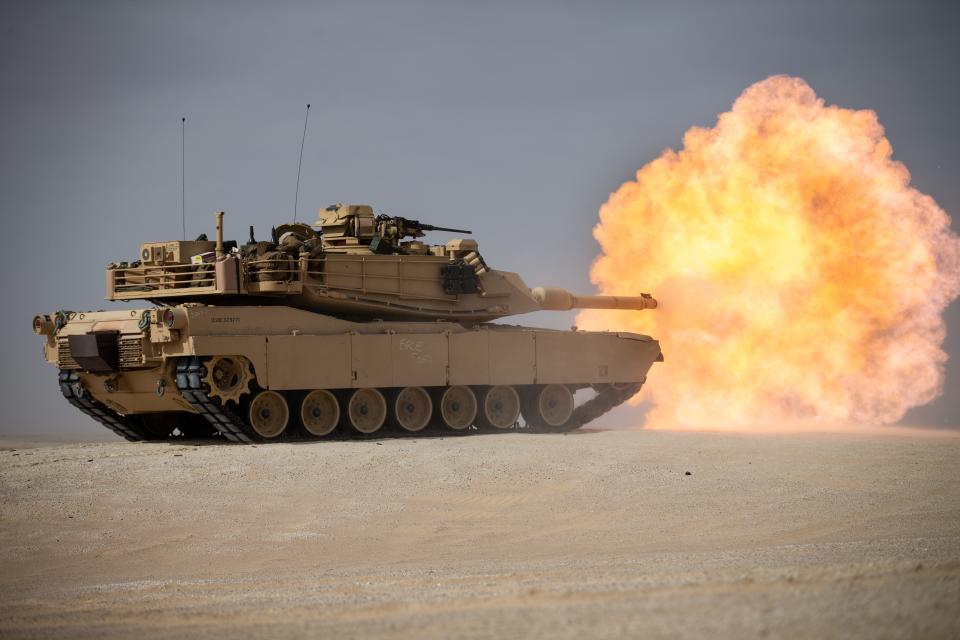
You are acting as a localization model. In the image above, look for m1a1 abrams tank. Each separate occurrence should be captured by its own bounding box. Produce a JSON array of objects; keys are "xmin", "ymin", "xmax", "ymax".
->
[{"xmin": 33, "ymin": 205, "xmax": 662, "ymax": 443}]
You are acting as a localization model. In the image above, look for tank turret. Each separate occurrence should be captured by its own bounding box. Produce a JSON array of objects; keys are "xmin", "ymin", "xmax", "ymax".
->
[{"xmin": 104, "ymin": 208, "xmax": 657, "ymax": 323}]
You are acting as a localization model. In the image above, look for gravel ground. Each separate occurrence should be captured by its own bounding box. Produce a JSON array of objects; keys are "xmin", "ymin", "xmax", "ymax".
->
[{"xmin": 1, "ymin": 428, "xmax": 958, "ymax": 639}]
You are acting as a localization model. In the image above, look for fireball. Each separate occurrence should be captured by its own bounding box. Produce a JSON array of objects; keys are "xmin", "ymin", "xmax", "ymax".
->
[{"xmin": 578, "ymin": 76, "xmax": 960, "ymax": 429}]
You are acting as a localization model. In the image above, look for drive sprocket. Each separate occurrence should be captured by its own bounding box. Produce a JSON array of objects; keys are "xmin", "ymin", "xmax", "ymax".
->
[{"xmin": 202, "ymin": 355, "xmax": 254, "ymax": 404}]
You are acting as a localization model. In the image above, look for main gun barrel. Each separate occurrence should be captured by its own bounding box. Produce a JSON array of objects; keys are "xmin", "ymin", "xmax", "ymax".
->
[{"xmin": 531, "ymin": 286, "xmax": 658, "ymax": 311}]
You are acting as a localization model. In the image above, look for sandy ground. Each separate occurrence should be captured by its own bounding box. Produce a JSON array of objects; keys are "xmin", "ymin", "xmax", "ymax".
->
[{"xmin": 1, "ymin": 428, "xmax": 958, "ymax": 639}]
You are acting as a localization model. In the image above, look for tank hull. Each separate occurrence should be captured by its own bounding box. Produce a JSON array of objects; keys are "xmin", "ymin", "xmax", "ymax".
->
[{"xmin": 42, "ymin": 306, "xmax": 662, "ymax": 441}]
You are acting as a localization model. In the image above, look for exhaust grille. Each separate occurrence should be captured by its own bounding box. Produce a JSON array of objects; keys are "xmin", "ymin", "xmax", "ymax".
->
[
  {"xmin": 56, "ymin": 337, "xmax": 80, "ymax": 370},
  {"xmin": 57, "ymin": 334, "xmax": 145, "ymax": 370}
]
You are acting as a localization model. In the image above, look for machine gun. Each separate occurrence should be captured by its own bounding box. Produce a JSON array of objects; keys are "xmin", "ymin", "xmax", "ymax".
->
[
  {"xmin": 371, "ymin": 215, "xmax": 472, "ymax": 254},
  {"xmin": 376, "ymin": 215, "xmax": 471, "ymax": 239}
]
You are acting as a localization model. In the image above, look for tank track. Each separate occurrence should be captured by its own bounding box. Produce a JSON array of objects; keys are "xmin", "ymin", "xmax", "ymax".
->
[
  {"xmin": 61, "ymin": 362, "xmax": 641, "ymax": 443},
  {"xmin": 58, "ymin": 370, "xmax": 152, "ymax": 442},
  {"xmin": 175, "ymin": 357, "xmax": 255, "ymax": 443}
]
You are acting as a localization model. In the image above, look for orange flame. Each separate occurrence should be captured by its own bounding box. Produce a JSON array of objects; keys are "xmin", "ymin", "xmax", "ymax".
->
[{"xmin": 577, "ymin": 76, "xmax": 960, "ymax": 429}]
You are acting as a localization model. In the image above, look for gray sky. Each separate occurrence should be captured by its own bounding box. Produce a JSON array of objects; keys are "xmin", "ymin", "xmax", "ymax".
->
[{"xmin": 2, "ymin": 0, "xmax": 957, "ymax": 434}]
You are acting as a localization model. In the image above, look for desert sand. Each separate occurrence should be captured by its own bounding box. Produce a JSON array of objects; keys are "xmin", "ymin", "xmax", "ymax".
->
[{"xmin": 1, "ymin": 428, "xmax": 958, "ymax": 639}]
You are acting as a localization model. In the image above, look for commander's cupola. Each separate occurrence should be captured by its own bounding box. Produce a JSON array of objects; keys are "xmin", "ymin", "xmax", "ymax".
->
[{"xmin": 316, "ymin": 204, "xmax": 376, "ymax": 252}]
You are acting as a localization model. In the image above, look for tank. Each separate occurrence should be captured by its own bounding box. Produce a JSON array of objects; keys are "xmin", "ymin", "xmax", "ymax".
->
[{"xmin": 33, "ymin": 205, "xmax": 663, "ymax": 442}]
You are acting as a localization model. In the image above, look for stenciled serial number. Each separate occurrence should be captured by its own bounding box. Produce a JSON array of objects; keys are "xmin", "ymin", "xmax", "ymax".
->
[{"xmin": 210, "ymin": 317, "xmax": 241, "ymax": 324}]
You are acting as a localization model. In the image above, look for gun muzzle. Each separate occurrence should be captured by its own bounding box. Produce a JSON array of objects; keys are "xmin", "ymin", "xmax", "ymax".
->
[{"xmin": 531, "ymin": 287, "xmax": 658, "ymax": 311}]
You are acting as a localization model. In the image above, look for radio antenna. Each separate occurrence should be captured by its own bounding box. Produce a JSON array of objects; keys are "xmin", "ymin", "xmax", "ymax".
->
[
  {"xmin": 181, "ymin": 116, "xmax": 186, "ymax": 240},
  {"xmin": 293, "ymin": 103, "xmax": 311, "ymax": 223}
]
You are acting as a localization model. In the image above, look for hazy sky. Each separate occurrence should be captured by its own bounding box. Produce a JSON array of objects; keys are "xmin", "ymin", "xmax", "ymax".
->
[{"xmin": 1, "ymin": 0, "xmax": 957, "ymax": 434}]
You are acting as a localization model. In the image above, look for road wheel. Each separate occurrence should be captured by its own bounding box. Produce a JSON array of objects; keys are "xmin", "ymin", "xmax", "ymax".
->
[
  {"xmin": 439, "ymin": 385, "xmax": 477, "ymax": 430},
  {"xmin": 393, "ymin": 387, "xmax": 432, "ymax": 432},
  {"xmin": 535, "ymin": 384, "xmax": 574, "ymax": 428},
  {"xmin": 347, "ymin": 388, "xmax": 387, "ymax": 434},
  {"xmin": 300, "ymin": 390, "xmax": 340, "ymax": 437},
  {"xmin": 476, "ymin": 385, "xmax": 520, "ymax": 430},
  {"xmin": 248, "ymin": 390, "xmax": 289, "ymax": 439}
]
